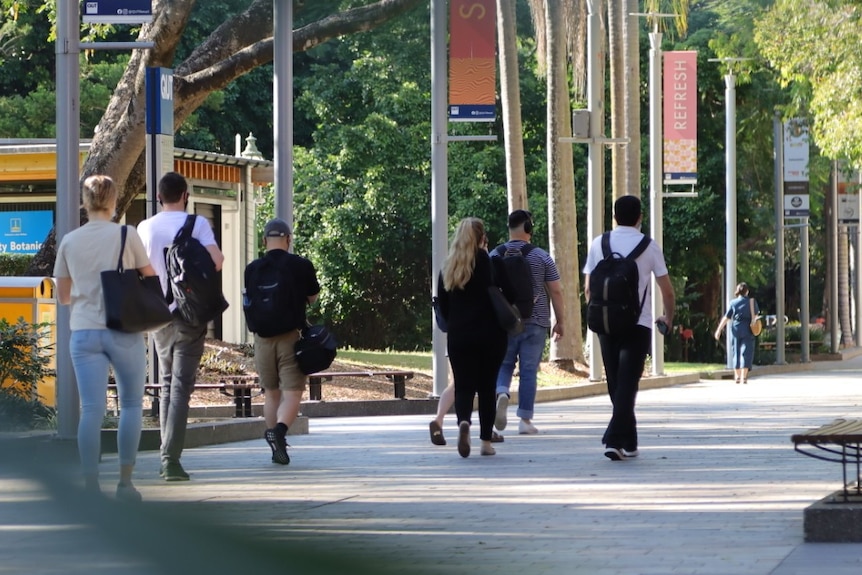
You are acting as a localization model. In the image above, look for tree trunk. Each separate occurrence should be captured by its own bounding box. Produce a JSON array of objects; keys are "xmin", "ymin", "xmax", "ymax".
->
[
  {"xmin": 838, "ymin": 227, "xmax": 854, "ymax": 346},
  {"xmin": 624, "ymin": 0, "xmax": 641, "ymax": 198},
  {"xmin": 27, "ymin": 0, "xmax": 423, "ymax": 275},
  {"xmin": 545, "ymin": 0, "xmax": 584, "ymax": 368},
  {"xmin": 497, "ymin": 0, "xmax": 528, "ymax": 212},
  {"xmin": 608, "ymin": 0, "xmax": 625, "ymax": 200}
]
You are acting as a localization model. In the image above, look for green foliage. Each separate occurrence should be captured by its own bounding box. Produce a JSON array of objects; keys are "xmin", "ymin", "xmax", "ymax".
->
[
  {"xmin": 200, "ymin": 349, "xmax": 249, "ymax": 375},
  {"xmin": 0, "ymin": 254, "xmax": 32, "ymax": 276},
  {"xmin": 0, "ymin": 317, "xmax": 55, "ymax": 431}
]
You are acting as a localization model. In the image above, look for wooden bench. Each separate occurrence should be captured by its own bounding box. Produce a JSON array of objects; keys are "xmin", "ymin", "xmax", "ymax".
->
[
  {"xmin": 307, "ymin": 370, "xmax": 414, "ymax": 401},
  {"xmin": 759, "ymin": 340, "xmax": 823, "ymax": 351},
  {"xmin": 792, "ymin": 418, "xmax": 862, "ymax": 502},
  {"xmin": 107, "ymin": 375, "xmax": 261, "ymax": 418}
]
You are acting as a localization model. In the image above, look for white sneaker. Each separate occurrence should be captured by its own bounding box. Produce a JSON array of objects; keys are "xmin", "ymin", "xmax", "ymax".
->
[
  {"xmin": 518, "ymin": 419, "xmax": 538, "ymax": 435},
  {"xmin": 494, "ymin": 394, "xmax": 509, "ymax": 430},
  {"xmin": 621, "ymin": 448, "xmax": 639, "ymax": 458}
]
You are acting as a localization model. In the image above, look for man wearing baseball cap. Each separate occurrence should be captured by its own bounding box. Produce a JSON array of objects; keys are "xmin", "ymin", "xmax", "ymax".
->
[{"xmin": 244, "ymin": 218, "xmax": 320, "ymax": 465}]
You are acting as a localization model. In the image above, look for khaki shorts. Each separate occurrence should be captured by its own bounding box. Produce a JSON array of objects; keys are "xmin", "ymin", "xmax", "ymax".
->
[{"xmin": 254, "ymin": 330, "xmax": 306, "ymax": 392}]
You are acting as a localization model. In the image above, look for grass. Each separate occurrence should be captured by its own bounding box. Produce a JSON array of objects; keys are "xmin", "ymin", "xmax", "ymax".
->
[{"xmin": 339, "ymin": 348, "xmax": 725, "ymax": 380}]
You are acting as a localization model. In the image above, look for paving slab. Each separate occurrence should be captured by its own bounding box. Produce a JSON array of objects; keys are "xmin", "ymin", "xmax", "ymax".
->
[{"xmin": 4, "ymin": 354, "xmax": 862, "ymax": 574}]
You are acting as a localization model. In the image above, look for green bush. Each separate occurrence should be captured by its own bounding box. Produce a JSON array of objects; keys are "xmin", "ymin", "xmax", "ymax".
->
[
  {"xmin": 0, "ymin": 318, "xmax": 55, "ymax": 431},
  {"xmin": 0, "ymin": 255, "xmax": 34, "ymax": 276}
]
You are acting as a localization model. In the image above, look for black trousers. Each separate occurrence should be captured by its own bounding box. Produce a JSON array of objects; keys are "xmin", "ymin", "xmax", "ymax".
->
[
  {"xmin": 598, "ymin": 325, "xmax": 652, "ymax": 451},
  {"xmin": 448, "ymin": 338, "xmax": 506, "ymax": 441}
]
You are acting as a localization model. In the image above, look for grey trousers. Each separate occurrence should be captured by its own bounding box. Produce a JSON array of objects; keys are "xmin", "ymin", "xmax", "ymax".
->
[{"xmin": 153, "ymin": 319, "xmax": 207, "ymax": 464}]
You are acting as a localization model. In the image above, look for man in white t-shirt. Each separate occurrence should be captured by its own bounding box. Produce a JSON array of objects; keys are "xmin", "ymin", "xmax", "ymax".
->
[
  {"xmin": 137, "ymin": 172, "xmax": 224, "ymax": 481},
  {"xmin": 583, "ymin": 195, "xmax": 675, "ymax": 462}
]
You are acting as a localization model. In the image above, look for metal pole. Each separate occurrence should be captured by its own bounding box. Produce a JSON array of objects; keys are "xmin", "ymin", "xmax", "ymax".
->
[
  {"xmin": 774, "ymin": 113, "xmax": 785, "ymax": 364},
  {"xmin": 273, "ymin": 0, "xmax": 294, "ymax": 229},
  {"xmin": 724, "ymin": 72, "xmax": 737, "ymax": 369},
  {"xmin": 649, "ymin": 29, "xmax": 664, "ymax": 376},
  {"xmin": 430, "ymin": 0, "xmax": 448, "ymax": 396},
  {"xmin": 857, "ymin": 171, "xmax": 862, "ymax": 347},
  {"xmin": 831, "ymin": 161, "xmax": 840, "ymax": 352},
  {"xmin": 586, "ymin": 0, "xmax": 603, "ymax": 381},
  {"xmin": 55, "ymin": 0, "xmax": 80, "ymax": 440},
  {"xmin": 801, "ymin": 218, "xmax": 810, "ymax": 361}
]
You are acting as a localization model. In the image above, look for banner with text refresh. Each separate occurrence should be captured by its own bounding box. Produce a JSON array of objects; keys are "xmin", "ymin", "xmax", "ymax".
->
[{"xmin": 663, "ymin": 51, "xmax": 698, "ymax": 185}]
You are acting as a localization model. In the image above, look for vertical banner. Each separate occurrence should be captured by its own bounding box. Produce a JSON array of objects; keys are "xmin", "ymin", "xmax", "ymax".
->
[
  {"xmin": 449, "ymin": 0, "xmax": 496, "ymax": 122},
  {"xmin": 783, "ymin": 118, "xmax": 810, "ymax": 217},
  {"xmin": 663, "ymin": 51, "xmax": 697, "ymax": 184},
  {"xmin": 837, "ymin": 161, "xmax": 860, "ymax": 224}
]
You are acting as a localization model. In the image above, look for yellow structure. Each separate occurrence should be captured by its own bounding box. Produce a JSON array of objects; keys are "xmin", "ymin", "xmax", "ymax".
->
[{"xmin": 0, "ymin": 276, "xmax": 57, "ymax": 406}]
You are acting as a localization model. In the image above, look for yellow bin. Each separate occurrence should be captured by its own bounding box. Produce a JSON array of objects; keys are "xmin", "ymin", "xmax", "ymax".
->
[{"xmin": 0, "ymin": 277, "xmax": 57, "ymax": 407}]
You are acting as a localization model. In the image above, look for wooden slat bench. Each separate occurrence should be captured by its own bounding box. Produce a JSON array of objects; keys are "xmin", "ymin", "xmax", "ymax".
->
[
  {"xmin": 107, "ymin": 375, "xmax": 261, "ymax": 418},
  {"xmin": 307, "ymin": 370, "xmax": 414, "ymax": 401},
  {"xmin": 792, "ymin": 418, "xmax": 862, "ymax": 502}
]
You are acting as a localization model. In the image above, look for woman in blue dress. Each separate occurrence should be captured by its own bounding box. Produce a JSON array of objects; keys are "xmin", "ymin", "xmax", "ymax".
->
[{"xmin": 714, "ymin": 282, "xmax": 760, "ymax": 384}]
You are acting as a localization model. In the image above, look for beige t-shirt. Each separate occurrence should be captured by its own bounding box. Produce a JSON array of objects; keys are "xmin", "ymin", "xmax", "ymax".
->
[{"xmin": 53, "ymin": 220, "xmax": 151, "ymax": 331}]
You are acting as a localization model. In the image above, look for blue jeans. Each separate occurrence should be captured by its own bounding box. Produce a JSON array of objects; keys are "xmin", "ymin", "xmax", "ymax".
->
[
  {"xmin": 495, "ymin": 323, "xmax": 547, "ymax": 420},
  {"xmin": 70, "ymin": 329, "xmax": 146, "ymax": 477},
  {"xmin": 153, "ymin": 320, "xmax": 206, "ymax": 465}
]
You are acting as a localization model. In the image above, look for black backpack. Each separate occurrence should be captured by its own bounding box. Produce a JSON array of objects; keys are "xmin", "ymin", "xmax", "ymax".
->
[
  {"xmin": 243, "ymin": 255, "xmax": 298, "ymax": 338},
  {"xmin": 587, "ymin": 232, "xmax": 651, "ymax": 336},
  {"xmin": 164, "ymin": 214, "xmax": 229, "ymax": 327},
  {"xmin": 493, "ymin": 243, "xmax": 537, "ymax": 318}
]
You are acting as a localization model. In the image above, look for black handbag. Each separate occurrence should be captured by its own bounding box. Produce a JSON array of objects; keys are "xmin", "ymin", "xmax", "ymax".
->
[
  {"xmin": 101, "ymin": 226, "xmax": 173, "ymax": 333},
  {"xmin": 294, "ymin": 323, "xmax": 338, "ymax": 375},
  {"xmin": 488, "ymin": 286, "xmax": 524, "ymax": 336}
]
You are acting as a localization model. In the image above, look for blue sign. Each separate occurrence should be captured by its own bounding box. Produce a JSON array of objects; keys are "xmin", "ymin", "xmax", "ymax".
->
[
  {"xmin": 0, "ymin": 211, "xmax": 53, "ymax": 255},
  {"xmin": 146, "ymin": 67, "xmax": 174, "ymax": 136},
  {"xmin": 82, "ymin": 1, "xmax": 153, "ymax": 24}
]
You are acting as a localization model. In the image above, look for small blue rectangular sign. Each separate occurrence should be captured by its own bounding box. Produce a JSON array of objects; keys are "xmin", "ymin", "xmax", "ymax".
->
[
  {"xmin": 146, "ymin": 67, "xmax": 174, "ymax": 136},
  {"xmin": 82, "ymin": 1, "xmax": 153, "ymax": 24},
  {"xmin": 0, "ymin": 211, "xmax": 53, "ymax": 255}
]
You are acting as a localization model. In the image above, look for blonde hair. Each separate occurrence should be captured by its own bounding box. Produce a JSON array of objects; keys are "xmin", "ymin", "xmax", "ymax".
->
[
  {"xmin": 81, "ymin": 175, "xmax": 118, "ymax": 213},
  {"xmin": 442, "ymin": 217, "xmax": 485, "ymax": 291}
]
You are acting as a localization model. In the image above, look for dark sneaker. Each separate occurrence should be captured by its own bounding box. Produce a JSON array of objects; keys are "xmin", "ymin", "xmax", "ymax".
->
[
  {"xmin": 265, "ymin": 427, "xmax": 290, "ymax": 465},
  {"xmin": 604, "ymin": 447, "xmax": 626, "ymax": 461},
  {"xmin": 160, "ymin": 461, "xmax": 190, "ymax": 481}
]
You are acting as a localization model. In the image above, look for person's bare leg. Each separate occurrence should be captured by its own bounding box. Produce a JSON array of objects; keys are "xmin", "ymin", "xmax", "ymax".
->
[
  {"xmin": 433, "ymin": 383, "xmax": 455, "ymax": 427},
  {"xmin": 263, "ymin": 388, "xmax": 282, "ymax": 427},
  {"xmin": 277, "ymin": 390, "xmax": 303, "ymax": 428}
]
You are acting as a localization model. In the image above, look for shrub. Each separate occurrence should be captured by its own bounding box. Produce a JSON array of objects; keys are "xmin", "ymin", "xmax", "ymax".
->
[
  {"xmin": 0, "ymin": 318, "xmax": 55, "ymax": 431},
  {"xmin": 0, "ymin": 254, "xmax": 33, "ymax": 276}
]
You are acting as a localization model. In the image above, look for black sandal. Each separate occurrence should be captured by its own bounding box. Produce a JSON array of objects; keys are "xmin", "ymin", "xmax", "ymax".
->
[{"xmin": 429, "ymin": 421, "xmax": 446, "ymax": 445}]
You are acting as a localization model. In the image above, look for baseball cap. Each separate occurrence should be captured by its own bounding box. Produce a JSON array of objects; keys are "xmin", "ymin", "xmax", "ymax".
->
[{"xmin": 263, "ymin": 218, "xmax": 291, "ymax": 237}]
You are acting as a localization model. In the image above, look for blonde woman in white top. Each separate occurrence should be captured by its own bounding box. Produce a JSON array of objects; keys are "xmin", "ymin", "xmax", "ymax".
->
[{"xmin": 54, "ymin": 175, "xmax": 156, "ymax": 501}]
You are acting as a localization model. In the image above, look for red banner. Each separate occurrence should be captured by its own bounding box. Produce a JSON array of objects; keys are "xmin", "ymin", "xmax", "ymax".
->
[
  {"xmin": 663, "ymin": 51, "xmax": 697, "ymax": 184},
  {"xmin": 449, "ymin": 0, "xmax": 496, "ymax": 122}
]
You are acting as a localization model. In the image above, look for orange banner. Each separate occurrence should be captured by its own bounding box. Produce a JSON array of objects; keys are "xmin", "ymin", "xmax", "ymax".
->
[
  {"xmin": 663, "ymin": 51, "xmax": 697, "ymax": 184},
  {"xmin": 449, "ymin": 0, "xmax": 496, "ymax": 122}
]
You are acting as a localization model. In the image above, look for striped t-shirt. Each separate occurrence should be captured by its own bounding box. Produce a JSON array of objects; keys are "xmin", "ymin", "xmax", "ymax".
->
[{"xmin": 491, "ymin": 240, "xmax": 560, "ymax": 328}]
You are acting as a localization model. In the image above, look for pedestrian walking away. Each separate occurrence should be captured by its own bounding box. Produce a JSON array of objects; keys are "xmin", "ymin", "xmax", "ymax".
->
[
  {"xmin": 137, "ymin": 172, "xmax": 226, "ymax": 482},
  {"xmin": 491, "ymin": 210, "xmax": 564, "ymax": 438},
  {"xmin": 54, "ymin": 174, "xmax": 155, "ymax": 501},
  {"xmin": 583, "ymin": 195, "xmax": 675, "ymax": 461},
  {"xmin": 436, "ymin": 218, "xmax": 515, "ymax": 457},
  {"xmin": 714, "ymin": 282, "xmax": 760, "ymax": 384},
  {"xmin": 244, "ymin": 218, "xmax": 320, "ymax": 465}
]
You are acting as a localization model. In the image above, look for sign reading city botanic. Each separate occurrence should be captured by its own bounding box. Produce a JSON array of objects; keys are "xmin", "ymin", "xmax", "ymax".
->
[
  {"xmin": 448, "ymin": 0, "xmax": 496, "ymax": 122},
  {"xmin": 783, "ymin": 118, "xmax": 810, "ymax": 218},
  {"xmin": 82, "ymin": 0, "xmax": 153, "ymax": 24},
  {"xmin": 0, "ymin": 211, "xmax": 53, "ymax": 255},
  {"xmin": 663, "ymin": 51, "xmax": 698, "ymax": 185}
]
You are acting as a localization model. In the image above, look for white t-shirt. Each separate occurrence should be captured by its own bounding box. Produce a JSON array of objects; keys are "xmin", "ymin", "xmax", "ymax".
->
[
  {"xmin": 53, "ymin": 220, "xmax": 151, "ymax": 331},
  {"xmin": 583, "ymin": 226, "xmax": 669, "ymax": 328},
  {"xmin": 136, "ymin": 211, "xmax": 218, "ymax": 304}
]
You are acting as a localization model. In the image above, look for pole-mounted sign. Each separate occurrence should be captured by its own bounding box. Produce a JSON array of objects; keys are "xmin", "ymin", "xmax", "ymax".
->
[
  {"xmin": 82, "ymin": 0, "xmax": 153, "ymax": 24},
  {"xmin": 783, "ymin": 118, "xmax": 810, "ymax": 217}
]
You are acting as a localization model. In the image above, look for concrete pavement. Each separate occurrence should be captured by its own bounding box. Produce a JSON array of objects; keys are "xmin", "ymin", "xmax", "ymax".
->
[{"xmin": 4, "ymin": 356, "xmax": 862, "ymax": 575}]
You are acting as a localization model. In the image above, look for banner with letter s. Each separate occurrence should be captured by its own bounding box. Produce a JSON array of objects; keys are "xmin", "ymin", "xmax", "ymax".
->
[{"xmin": 449, "ymin": 0, "xmax": 496, "ymax": 122}]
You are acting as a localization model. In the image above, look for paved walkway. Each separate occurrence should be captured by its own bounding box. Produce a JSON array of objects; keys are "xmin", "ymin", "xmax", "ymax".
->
[{"xmin": 4, "ymin": 356, "xmax": 862, "ymax": 575}]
